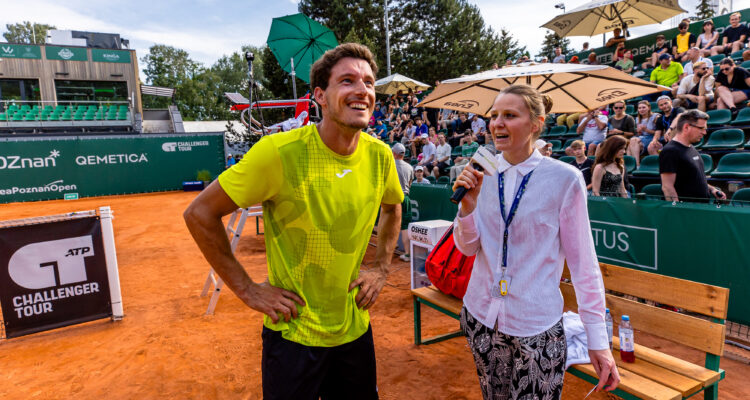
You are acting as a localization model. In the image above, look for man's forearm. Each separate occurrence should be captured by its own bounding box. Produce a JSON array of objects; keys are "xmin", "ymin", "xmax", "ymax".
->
[
  {"xmin": 662, "ymin": 185, "xmax": 679, "ymax": 201},
  {"xmin": 374, "ymin": 203, "xmax": 402, "ymax": 272}
]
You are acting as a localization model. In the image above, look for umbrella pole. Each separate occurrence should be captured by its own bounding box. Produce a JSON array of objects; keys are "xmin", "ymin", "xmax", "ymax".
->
[{"xmin": 290, "ymin": 57, "xmax": 298, "ymax": 100}]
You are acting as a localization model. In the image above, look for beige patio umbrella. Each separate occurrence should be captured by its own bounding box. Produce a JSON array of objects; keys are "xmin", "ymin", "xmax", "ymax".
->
[
  {"xmin": 418, "ymin": 63, "xmax": 668, "ymax": 116},
  {"xmin": 375, "ymin": 73, "xmax": 431, "ymax": 95},
  {"xmin": 541, "ymin": 0, "xmax": 686, "ymax": 37}
]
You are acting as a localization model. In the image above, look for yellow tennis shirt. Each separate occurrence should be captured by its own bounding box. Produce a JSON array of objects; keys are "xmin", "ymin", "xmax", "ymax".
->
[{"xmin": 218, "ymin": 124, "xmax": 404, "ymax": 347}]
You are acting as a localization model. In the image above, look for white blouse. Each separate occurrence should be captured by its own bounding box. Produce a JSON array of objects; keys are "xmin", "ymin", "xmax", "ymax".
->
[{"xmin": 454, "ymin": 149, "xmax": 609, "ymax": 350}]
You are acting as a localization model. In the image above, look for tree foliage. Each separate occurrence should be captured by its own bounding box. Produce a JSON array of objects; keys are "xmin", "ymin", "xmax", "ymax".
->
[
  {"xmin": 536, "ymin": 30, "xmax": 571, "ymax": 61},
  {"xmin": 3, "ymin": 21, "xmax": 56, "ymax": 44},
  {"xmin": 695, "ymin": 0, "xmax": 716, "ymax": 20}
]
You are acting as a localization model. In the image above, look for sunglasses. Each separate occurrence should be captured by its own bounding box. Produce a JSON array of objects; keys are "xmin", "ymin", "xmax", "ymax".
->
[
  {"xmin": 688, "ymin": 123, "xmax": 707, "ymax": 131},
  {"xmin": 721, "ymin": 67, "xmax": 731, "ymax": 72},
  {"xmin": 613, "ymin": 106, "xmax": 624, "ymax": 109}
]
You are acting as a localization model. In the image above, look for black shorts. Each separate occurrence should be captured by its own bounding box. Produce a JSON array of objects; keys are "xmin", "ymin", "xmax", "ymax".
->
[{"xmin": 262, "ymin": 325, "xmax": 378, "ymax": 400}]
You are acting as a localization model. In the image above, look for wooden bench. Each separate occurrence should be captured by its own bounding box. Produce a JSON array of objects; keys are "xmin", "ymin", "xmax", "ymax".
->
[{"xmin": 411, "ymin": 262, "xmax": 729, "ymax": 400}]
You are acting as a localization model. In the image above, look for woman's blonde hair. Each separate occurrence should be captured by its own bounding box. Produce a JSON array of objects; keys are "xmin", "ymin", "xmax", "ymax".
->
[{"xmin": 498, "ymin": 84, "xmax": 553, "ymax": 139}]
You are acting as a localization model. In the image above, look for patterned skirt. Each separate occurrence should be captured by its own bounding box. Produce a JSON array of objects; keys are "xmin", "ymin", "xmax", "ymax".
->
[{"xmin": 460, "ymin": 307, "xmax": 567, "ymax": 400}]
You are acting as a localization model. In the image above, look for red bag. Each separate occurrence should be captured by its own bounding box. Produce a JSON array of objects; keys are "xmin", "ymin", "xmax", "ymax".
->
[{"xmin": 425, "ymin": 225, "xmax": 475, "ymax": 299}]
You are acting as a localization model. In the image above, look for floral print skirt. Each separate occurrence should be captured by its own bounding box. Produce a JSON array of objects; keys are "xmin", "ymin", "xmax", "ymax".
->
[{"xmin": 460, "ymin": 307, "xmax": 567, "ymax": 400}]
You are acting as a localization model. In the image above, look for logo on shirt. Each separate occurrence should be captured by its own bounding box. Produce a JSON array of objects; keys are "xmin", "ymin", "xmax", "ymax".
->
[
  {"xmin": 335, "ymin": 169, "xmax": 352, "ymax": 178},
  {"xmin": 596, "ymin": 88, "xmax": 628, "ymax": 102}
]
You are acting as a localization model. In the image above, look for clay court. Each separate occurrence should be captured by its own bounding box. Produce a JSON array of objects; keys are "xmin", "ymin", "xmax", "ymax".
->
[{"xmin": 0, "ymin": 191, "xmax": 748, "ymax": 399}]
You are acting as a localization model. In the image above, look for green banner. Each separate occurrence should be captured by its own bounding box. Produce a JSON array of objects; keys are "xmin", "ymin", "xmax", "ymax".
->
[
  {"xmin": 0, "ymin": 133, "xmax": 225, "ymax": 202},
  {"xmin": 0, "ymin": 44, "xmax": 42, "ymax": 59},
  {"xmin": 571, "ymin": 8, "xmax": 750, "ymax": 66},
  {"xmin": 91, "ymin": 48, "xmax": 131, "ymax": 63},
  {"xmin": 45, "ymin": 46, "xmax": 88, "ymax": 61},
  {"xmin": 409, "ymin": 185, "xmax": 750, "ymax": 325}
]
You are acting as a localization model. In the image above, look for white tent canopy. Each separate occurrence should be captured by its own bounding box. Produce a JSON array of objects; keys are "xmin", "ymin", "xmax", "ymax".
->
[{"xmin": 375, "ymin": 73, "xmax": 431, "ymax": 95}]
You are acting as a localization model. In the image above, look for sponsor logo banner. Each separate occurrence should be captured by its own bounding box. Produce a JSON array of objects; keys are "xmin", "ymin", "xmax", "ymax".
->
[
  {"xmin": 45, "ymin": 46, "xmax": 88, "ymax": 61},
  {"xmin": 91, "ymin": 48, "xmax": 131, "ymax": 64},
  {"xmin": 0, "ymin": 44, "xmax": 42, "ymax": 59},
  {"xmin": 0, "ymin": 217, "xmax": 112, "ymax": 338}
]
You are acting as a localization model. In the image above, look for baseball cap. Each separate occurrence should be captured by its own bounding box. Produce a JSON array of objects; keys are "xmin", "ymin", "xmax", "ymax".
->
[
  {"xmin": 420, "ymin": 133, "xmax": 429, "ymax": 139},
  {"xmin": 658, "ymin": 53, "xmax": 671, "ymax": 61},
  {"xmin": 392, "ymin": 143, "xmax": 406, "ymax": 155},
  {"xmin": 535, "ymin": 139, "xmax": 552, "ymax": 150},
  {"xmin": 415, "ymin": 166, "xmax": 424, "ymax": 172}
]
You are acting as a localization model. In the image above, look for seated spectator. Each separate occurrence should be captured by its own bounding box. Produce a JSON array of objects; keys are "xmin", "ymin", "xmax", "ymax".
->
[
  {"xmin": 449, "ymin": 134, "xmax": 479, "ymax": 181},
  {"xmin": 714, "ymin": 58, "xmax": 750, "ymax": 112},
  {"xmin": 447, "ymin": 112, "xmax": 472, "ymax": 146},
  {"xmin": 417, "ymin": 133, "xmax": 437, "ymax": 172},
  {"xmin": 431, "ymin": 133, "xmax": 452, "ymax": 178},
  {"xmin": 613, "ymin": 42, "xmax": 628, "ymax": 62},
  {"xmin": 744, "ymin": 49, "xmax": 750, "ymax": 61},
  {"xmin": 650, "ymin": 53, "xmax": 684, "ymax": 90},
  {"xmin": 226, "ymin": 155, "xmax": 236, "ymax": 168},
  {"xmin": 673, "ymin": 61, "xmax": 715, "ymax": 111},
  {"xmin": 605, "ymin": 28, "xmax": 626, "ymax": 48},
  {"xmin": 628, "ymin": 100, "xmax": 660, "ymax": 166},
  {"xmin": 470, "ymin": 113, "xmax": 487, "ymax": 135},
  {"xmin": 672, "ymin": 21, "xmax": 696, "ymax": 62},
  {"xmin": 409, "ymin": 96, "xmax": 425, "ymax": 121},
  {"xmin": 374, "ymin": 119, "xmax": 388, "ymax": 140},
  {"xmin": 556, "ymin": 112, "xmax": 581, "ymax": 129},
  {"xmin": 698, "ymin": 20, "xmax": 719, "ymax": 57},
  {"xmin": 681, "ymin": 47, "xmax": 713, "ymax": 76},
  {"xmin": 572, "ymin": 107, "xmax": 607, "ymax": 156},
  {"xmin": 535, "ymin": 139, "xmax": 553, "ymax": 157},
  {"xmin": 607, "ymin": 101, "xmax": 635, "ymax": 139},
  {"xmin": 439, "ymin": 109, "xmax": 456, "ymax": 132},
  {"xmin": 582, "ymin": 42, "xmax": 590, "ymax": 53},
  {"xmin": 648, "ymin": 96, "xmax": 685, "ymax": 155},
  {"xmin": 413, "ymin": 166, "xmax": 430, "ymax": 184},
  {"xmin": 614, "ymin": 50, "xmax": 634, "ymax": 73},
  {"xmin": 372, "ymin": 103, "xmax": 385, "ymax": 121},
  {"xmin": 592, "ymin": 135, "xmax": 629, "ymax": 198},
  {"xmin": 641, "ymin": 35, "xmax": 671, "ymax": 70},
  {"xmin": 568, "ymin": 140, "xmax": 594, "ymax": 189},
  {"xmin": 389, "ymin": 125, "xmax": 404, "ymax": 144},
  {"xmin": 552, "ymin": 47, "xmax": 566, "ymax": 63},
  {"xmin": 711, "ymin": 12, "xmax": 748, "ymax": 56},
  {"xmin": 584, "ymin": 52, "xmax": 599, "ymax": 65},
  {"xmin": 660, "ymin": 109, "xmax": 726, "ymax": 202}
]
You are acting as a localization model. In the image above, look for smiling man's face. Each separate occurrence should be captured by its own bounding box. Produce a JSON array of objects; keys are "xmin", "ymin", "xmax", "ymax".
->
[{"xmin": 315, "ymin": 57, "xmax": 376, "ymax": 131}]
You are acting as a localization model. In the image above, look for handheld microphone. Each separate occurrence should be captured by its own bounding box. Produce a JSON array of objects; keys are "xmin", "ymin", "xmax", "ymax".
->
[{"xmin": 449, "ymin": 146, "xmax": 498, "ymax": 204}]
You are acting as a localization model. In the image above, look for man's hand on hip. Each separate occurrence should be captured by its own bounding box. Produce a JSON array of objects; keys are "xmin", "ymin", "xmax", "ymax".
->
[
  {"xmin": 245, "ymin": 281, "xmax": 306, "ymax": 324},
  {"xmin": 349, "ymin": 266, "xmax": 387, "ymax": 310}
]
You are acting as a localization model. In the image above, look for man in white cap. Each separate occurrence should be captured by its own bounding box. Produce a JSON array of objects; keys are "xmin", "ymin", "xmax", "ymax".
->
[
  {"xmin": 417, "ymin": 133, "xmax": 436, "ymax": 170},
  {"xmin": 413, "ymin": 165, "xmax": 430, "ymax": 184},
  {"xmin": 535, "ymin": 139, "xmax": 553, "ymax": 157}
]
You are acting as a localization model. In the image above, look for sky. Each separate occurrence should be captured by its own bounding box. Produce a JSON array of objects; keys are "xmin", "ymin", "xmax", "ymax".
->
[{"xmin": 3, "ymin": 0, "xmax": 750, "ymax": 80}]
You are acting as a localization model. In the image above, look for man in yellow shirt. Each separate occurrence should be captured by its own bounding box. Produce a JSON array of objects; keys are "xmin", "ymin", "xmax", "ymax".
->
[{"xmin": 184, "ymin": 43, "xmax": 403, "ymax": 400}]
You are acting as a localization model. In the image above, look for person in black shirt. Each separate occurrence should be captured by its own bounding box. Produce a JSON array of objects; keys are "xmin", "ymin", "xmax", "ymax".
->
[
  {"xmin": 659, "ymin": 110, "xmax": 726, "ymax": 202},
  {"xmin": 715, "ymin": 58, "xmax": 750, "ymax": 112},
  {"xmin": 569, "ymin": 139, "xmax": 594, "ymax": 189},
  {"xmin": 711, "ymin": 12, "xmax": 748, "ymax": 56},
  {"xmin": 641, "ymin": 34, "xmax": 671, "ymax": 69},
  {"xmin": 648, "ymin": 96, "xmax": 684, "ymax": 154}
]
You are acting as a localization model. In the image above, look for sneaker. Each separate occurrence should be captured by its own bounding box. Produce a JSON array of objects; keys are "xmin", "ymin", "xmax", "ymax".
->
[{"xmin": 399, "ymin": 253, "xmax": 410, "ymax": 262}]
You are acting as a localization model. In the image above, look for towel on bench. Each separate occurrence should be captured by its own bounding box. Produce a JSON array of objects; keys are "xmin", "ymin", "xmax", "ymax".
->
[{"xmin": 563, "ymin": 311, "xmax": 591, "ymax": 369}]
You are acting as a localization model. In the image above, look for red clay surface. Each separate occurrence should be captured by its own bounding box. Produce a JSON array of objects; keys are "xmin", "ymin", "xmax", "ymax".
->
[{"xmin": 0, "ymin": 191, "xmax": 747, "ymax": 399}]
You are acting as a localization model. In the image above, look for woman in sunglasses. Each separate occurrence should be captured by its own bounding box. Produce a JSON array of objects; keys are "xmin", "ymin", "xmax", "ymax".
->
[{"xmin": 715, "ymin": 58, "xmax": 750, "ymax": 112}]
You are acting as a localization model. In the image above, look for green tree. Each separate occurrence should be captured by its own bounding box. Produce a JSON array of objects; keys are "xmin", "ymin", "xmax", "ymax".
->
[
  {"xmin": 140, "ymin": 44, "xmax": 202, "ymax": 109},
  {"xmin": 536, "ymin": 30, "xmax": 571, "ymax": 61},
  {"xmin": 3, "ymin": 22, "xmax": 56, "ymax": 44},
  {"xmin": 696, "ymin": 0, "xmax": 716, "ymax": 20}
]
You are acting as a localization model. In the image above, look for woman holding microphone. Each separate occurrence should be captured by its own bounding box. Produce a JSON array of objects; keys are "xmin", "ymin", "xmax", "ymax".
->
[{"xmin": 452, "ymin": 85, "xmax": 619, "ymax": 399}]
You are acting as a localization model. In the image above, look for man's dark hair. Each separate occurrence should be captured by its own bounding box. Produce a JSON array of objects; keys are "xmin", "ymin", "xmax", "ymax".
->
[
  {"xmin": 675, "ymin": 109, "xmax": 709, "ymax": 133},
  {"xmin": 720, "ymin": 57, "xmax": 735, "ymax": 66},
  {"xmin": 309, "ymin": 43, "xmax": 378, "ymax": 92},
  {"xmin": 678, "ymin": 22, "xmax": 688, "ymax": 30}
]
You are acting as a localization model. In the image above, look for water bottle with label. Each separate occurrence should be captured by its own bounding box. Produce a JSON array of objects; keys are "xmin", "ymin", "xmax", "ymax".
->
[
  {"xmin": 605, "ymin": 308, "xmax": 614, "ymax": 350},
  {"xmin": 619, "ymin": 315, "xmax": 635, "ymax": 363}
]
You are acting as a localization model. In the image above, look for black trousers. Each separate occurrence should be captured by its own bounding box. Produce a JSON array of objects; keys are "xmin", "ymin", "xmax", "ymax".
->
[{"xmin": 261, "ymin": 325, "xmax": 378, "ymax": 400}]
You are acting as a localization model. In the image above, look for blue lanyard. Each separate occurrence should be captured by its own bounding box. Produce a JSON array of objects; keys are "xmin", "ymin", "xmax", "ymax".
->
[{"xmin": 498, "ymin": 170, "xmax": 534, "ymax": 269}]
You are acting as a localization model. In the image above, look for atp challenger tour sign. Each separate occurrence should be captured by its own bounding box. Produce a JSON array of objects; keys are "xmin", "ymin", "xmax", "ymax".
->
[
  {"xmin": 0, "ymin": 216, "xmax": 112, "ymax": 338},
  {"xmin": 0, "ymin": 134, "xmax": 224, "ymax": 203}
]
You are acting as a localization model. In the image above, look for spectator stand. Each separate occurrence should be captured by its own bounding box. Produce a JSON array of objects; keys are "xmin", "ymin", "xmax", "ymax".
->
[
  {"xmin": 412, "ymin": 262, "xmax": 729, "ymax": 400},
  {"xmin": 0, "ymin": 99, "xmax": 134, "ymax": 135}
]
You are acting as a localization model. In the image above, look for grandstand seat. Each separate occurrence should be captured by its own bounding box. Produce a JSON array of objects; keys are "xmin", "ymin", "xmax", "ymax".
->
[
  {"xmin": 702, "ymin": 154, "xmax": 715, "ymax": 175},
  {"xmin": 11, "ymin": 112, "xmax": 25, "ymax": 121},
  {"xmin": 20, "ymin": 105, "xmax": 30, "ymax": 112},
  {"xmin": 0, "ymin": 113, "xmax": 6, "ymax": 121},
  {"xmin": 639, "ymin": 183, "xmax": 664, "ymax": 200},
  {"xmin": 425, "ymin": 175, "xmax": 436, "ymax": 183},
  {"xmin": 558, "ymin": 155, "xmax": 575, "ymax": 164},
  {"xmin": 702, "ymin": 128, "xmax": 744, "ymax": 149},
  {"xmin": 47, "ymin": 113, "xmax": 60, "ymax": 121},
  {"xmin": 632, "ymin": 155, "xmax": 660, "ymax": 176},
  {"xmin": 117, "ymin": 111, "xmax": 129, "ymax": 120},
  {"xmin": 563, "ymin": 124, "xmax": 579, "ymax": 137},
  {"xmin": 562, "ymin": 138, "xmax": 576, "ymax": 151},
  {"xmin": 409, "ymin": 159, "xmax": 418, "ymax": 166},
  {"xmin": 710, "ymin": 153, "xmax": 750, "ymax": 178},
  {"xmin": 649, "ymin": 101, "xmax": 659, "ymax": 113},
  {"xmin": 741, "ymin": 60, "xmax": 750, "ymax": 70},
  {"xmin": 706, "ymin": 109, "xmax": 732, "ymax": 127},
  {"xmin": 730, "ymin": 50, "xmax": 744, "ymax": 60},
  {"xmin": 549, "ymin": 140, "xmax": 563, "ymax": 152},
  {"xmin": 694, "ymin": 136, "xmax": 704, "ymax": 149},
  {"xmin": 437, "ymin": 176, "xmax": 450, "ymax": 185},
  {"xmin": 709, "ymin": 54, "xmax": 726, "ymax": 63},
  {"xmin": 625, "ymin": 104, "xmax": 634, "ymax": 115},
  {"xmin": 623, "ymin": 155, "xmax": 636, "ymax": 174},
  {"xmin": 451, "ymin": 145, "xmax": 462, "ymax": 158},
  {"xmin": 730, "ymin": 188, "xmax": 750, "ymax": 206},
  {"xmin": 730, "ymin": 107, "xmax": 750, "ymax": 125},
  {"xmin": 548, "ymin": 125, "xmax": 567, "ymax": 136}
]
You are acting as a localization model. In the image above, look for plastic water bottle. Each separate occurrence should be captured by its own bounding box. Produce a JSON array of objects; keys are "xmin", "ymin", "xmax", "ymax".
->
[
  {"xmin": 605, "ymin": 308, "xmax": 614, "ymax": 350},
  {"xmin": 619, "ymin": 315, "xmax": 635, "ymax": 363}
]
